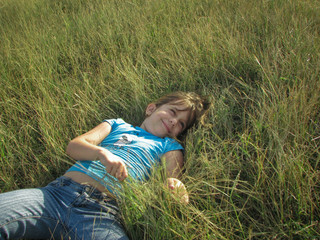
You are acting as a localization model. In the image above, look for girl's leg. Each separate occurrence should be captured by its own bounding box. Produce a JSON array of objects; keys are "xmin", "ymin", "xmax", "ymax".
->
[
  {"xmin": 0, "ymin": 187, "xmax": 67, "ymax": 240},
  {"xmin": 0, "ymin": 176, "xmax": 129, "ymax": 240}
]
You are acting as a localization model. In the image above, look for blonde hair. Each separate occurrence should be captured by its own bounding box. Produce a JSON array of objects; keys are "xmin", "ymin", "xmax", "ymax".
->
[{"xmin": 152, "ymin": 91, "xmax": 211, "ymax": 133}]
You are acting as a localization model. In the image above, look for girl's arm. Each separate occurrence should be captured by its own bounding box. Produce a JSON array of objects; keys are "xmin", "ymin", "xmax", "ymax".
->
[
  {"xmin": 163, "ymin": 150, "xmax": 189, "ymax": 204},
  {"xmin": 163, "ymin": 150, "xmax": 184, "ymax": 178},
  {"xmin": 66, "ymin": 122, "xmax": 111, "ymax": 160},
  {"xmin": 66, "ymin": 122, "xmax": 128, "ymax": 181}
]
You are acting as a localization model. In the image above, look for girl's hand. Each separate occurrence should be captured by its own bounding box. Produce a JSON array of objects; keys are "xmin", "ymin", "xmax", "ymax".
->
[
  {"xmin": 97, "ymin": 149, "xmax": 128, "ymax": 181},
  {"xmin": 167, "ymin": 177, "xmax": 189, "ymax": 204}
]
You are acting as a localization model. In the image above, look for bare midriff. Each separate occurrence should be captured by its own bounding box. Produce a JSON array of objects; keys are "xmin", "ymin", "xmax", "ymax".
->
[{"xmin": 64, "ymin": 171, "xmax": 116, "ymax": 198}]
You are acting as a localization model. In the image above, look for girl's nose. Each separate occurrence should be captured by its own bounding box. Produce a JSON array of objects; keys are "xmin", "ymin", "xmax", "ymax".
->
[{"xmin": 170, "ymin": 118, "xmax": 177, "ymax": 126}]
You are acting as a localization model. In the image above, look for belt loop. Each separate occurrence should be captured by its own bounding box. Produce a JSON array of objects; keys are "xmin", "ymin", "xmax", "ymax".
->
[
  {"xmin": 58, "ymin": 176, "xmax": 64, "ymax": 186},
  {"xmin": 59, "ymin": 176, "xmax": 70, "ymax": 187}
]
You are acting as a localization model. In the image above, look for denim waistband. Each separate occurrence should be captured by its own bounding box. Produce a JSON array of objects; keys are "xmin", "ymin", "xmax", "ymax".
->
[{"xmin": 49, "ymin": 176, "xmax": 116, "ymax": 202}]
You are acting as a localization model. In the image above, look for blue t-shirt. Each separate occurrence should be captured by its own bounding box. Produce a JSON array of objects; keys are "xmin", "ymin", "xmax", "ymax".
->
[{"xmin": 66, "ymin": 118, "xmax": 184, "ymax": 194}]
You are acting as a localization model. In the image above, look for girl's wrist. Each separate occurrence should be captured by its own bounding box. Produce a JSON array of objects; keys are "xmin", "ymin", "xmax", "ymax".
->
[{"xmin": 95, "ymin": 147, "xmax": 108, "ymax": 160}]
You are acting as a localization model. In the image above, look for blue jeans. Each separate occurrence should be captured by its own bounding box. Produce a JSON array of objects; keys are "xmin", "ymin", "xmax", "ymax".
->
[{"xmin": 0, "ymin": 176, "xmax": 129, "ymax": 240}]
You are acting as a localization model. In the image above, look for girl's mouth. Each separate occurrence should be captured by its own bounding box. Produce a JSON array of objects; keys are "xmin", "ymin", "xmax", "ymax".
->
[{"xmin": 162, "ymin": 120, "xmax": 170, "ymax": 134}]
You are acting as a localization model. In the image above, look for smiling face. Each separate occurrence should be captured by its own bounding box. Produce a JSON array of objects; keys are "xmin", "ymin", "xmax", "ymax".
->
[{"xmin": 140, "ymin": 103, "xmax": 192, "ymax": 138}]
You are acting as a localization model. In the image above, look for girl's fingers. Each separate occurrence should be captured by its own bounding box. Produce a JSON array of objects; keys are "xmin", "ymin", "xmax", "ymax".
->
[
  {"xmin": 104, "ymin": 156, "xmax": 128, "ymax": 181},
  {"xmin": 116, "ymin": 165, "xmax": 126, "ymax": 181},
  {"xmin": 109, "ymin": 166, "xmax": 117, "ymax": 178},
  {"xmin": 167, "ymin": 178, "xmax": 183, "ymax": 190},
  {"xmin": 166, "ymin": 178, "xmax": 189, "ymax": 204},
  {"xmin": 121, "ymin": 166, "xmax": 128, "ymax": 180},
  {"xmin": 167, "ymin": 178, "xmax": 175, "ymax": 190},
  {"xmin": 109, "ymin": 163, "xmax": 128, "ymax": 181}
]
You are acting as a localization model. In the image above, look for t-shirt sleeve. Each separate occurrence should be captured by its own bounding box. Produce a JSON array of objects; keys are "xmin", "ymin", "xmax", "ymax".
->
[
  {"xmin": 103, "ymin": 118, "xmax": 116, "ymax": 127},
  {"xmin": 103, "ymin": 118, "xmax": 125, "ymax": 129},
  {"xmin": 163, "ymin": 138, "xmax": 184, "ymax": 153}
]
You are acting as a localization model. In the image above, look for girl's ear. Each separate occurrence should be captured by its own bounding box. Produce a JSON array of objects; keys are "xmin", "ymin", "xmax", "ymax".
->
[{"xmin": 146, "ymin": 103, "xmax": 157, "ymax": 116}]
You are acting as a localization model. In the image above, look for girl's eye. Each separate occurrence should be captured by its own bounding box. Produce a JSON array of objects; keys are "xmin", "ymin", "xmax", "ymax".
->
[{"xmin": 170, "ymin": 109, "xmax": 176, "ymax": 115}]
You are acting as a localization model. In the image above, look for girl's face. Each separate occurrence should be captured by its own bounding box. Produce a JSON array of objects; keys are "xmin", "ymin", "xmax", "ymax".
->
[{"xmin": 140, "ymin": 103, "xmax": 191, "ymax": 138}]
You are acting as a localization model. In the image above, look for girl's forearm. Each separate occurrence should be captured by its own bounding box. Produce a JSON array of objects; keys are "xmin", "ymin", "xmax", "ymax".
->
[
  {"xmin": 66, "ymin": 138, "xmax": 128, "ymax": 181},
  {"xmin": 65, "ymin": 122, "xmax": 112, "ymax": 161},
  {"xmin": 66, "ymin": 140, "xmax": 106, "ymax": 161}
]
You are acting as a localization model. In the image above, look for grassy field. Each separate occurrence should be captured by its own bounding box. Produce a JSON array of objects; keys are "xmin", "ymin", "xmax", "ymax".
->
[{"xmin": 0, "ymin": 0, "xmax": 319, "ymax": 239}]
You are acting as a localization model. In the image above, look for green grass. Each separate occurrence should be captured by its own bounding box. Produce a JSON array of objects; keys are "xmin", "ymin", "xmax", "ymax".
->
[{"xmin": 0, "ymin": 0, "xmax": 319, "ymax": 239}]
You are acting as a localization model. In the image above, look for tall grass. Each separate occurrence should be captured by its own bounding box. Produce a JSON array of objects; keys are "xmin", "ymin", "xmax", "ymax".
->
[{"xmin": 0, "ymin": 0, "xmax": 319, "ymax": 238}]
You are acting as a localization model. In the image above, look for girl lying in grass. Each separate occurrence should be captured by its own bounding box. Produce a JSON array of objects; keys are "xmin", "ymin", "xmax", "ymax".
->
[{"xmin": 0, "ymin": 91, "xmax": 210, "ymax": 240}]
